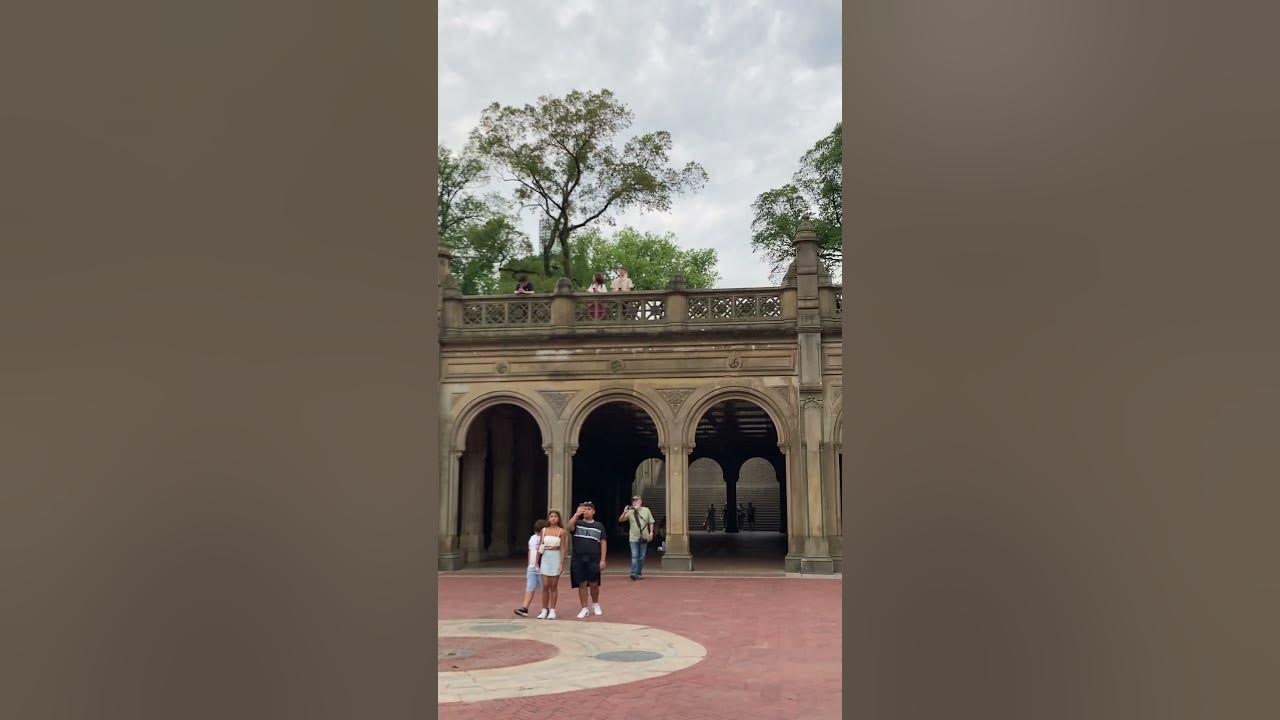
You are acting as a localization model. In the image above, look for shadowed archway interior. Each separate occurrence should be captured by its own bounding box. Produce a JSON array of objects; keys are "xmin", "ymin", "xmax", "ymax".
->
[
  {"xmin": 689, "ymin": 399, "xmax": 787, "ymax": 569},
  {"xmin": 574, "ymin": 402, "xmax": 663, "ymax": 559},
  {"xmin": 457, "ymin": 404, "xmax": 548, "ymax": 564}
]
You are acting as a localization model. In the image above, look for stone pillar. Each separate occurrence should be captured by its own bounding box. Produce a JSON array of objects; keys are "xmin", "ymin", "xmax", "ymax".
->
[
  {"xmin": 789, "ymin": 221, "xmax": 835, "ymax": 574},
  {"xmin": 772, "ymin": 454, "xmax": 788, "ymax": 535},
  {"xmin": 438, "ymin": 448, "xmax": 464, "ymax": 570},
  {"xmin": 799, "ymin": 395, "xmax": 832, "ymax": 574},
  {"xmin": 780, "ymin": 444, "xmax": 806, "ymax": 573},
  {"xmin": 546, "ymin": 441, "xmax": 575, "ymax": 520},
  {"xmin": 821, "ymin": 440, "xmax": 842, "ymax": 573},
  {"xmin": 514, "ymin": 426, "xmax": 537, "ymax": 536},
  {"xmin": 488, "ymin": 409, "xmax": 515, "ymax": 559},
  {"xmin": 723, "ymin": 457, "xmax": 740, "ymax": 533},
  {"xmin": 439, "ymin": 249, "xmax": 463, "ymax": 329},
  {"xmin": 551, "ymin": 278, "xmax": 575, "ymax": 327},
  {"xmin": 459, "ymin": 420, "xmax": 488, "ymax": 565},
  {"xmin": 661, "ymin": 444, "xmax": 693, "ymax": 571},
  {"xmin": 665, "ymin": 274, "xmax": 689, "ymax": 325}
]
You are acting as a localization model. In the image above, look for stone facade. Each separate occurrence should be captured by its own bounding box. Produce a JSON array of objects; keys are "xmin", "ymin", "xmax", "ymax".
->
[{"xmin": 437, "ymin": 224, "xmax": 843, "ymax": 574}]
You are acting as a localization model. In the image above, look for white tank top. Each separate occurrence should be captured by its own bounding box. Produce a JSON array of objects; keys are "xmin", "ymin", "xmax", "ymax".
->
[{"xmin": 542, "ymin": 533, "xmax": 561, "ymax": 550}]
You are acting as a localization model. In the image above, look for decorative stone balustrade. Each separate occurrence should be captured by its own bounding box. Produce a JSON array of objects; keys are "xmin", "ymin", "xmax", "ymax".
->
[
  {"xmin": 460, "ymin": 298, "xmax": 554, "ymax": 327},
  {"xmin": 442, "ymin": 284, "xmax": 840, "ymax": 338}
]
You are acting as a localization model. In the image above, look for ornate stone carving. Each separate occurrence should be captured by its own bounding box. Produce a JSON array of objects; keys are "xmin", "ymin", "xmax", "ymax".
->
[
  {"xmin": 727, "ymin": 355, "xmax": 742, "ymax": 370},
  {"xmin": 609, "ymin": 359, "xmax": 625, "ymax": 374},
  {"xmin": 800, "ymin": 392, "xmax": 823, "ymax": 409},
  {"xmin": 657, "ymin": 388, "xmax": 695, "ymax": 414},
  {"xmin": 495, "ymin": 361, "xmax": 509, "ymax": 375},
  {"xmin": 538, "ymin": 390, "xmax": 576, "ymax": 418}
]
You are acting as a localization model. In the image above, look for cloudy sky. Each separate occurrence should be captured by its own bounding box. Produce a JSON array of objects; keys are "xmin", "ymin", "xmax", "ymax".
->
[{"xmin": 438, "ymin": 0, "xmax": 841, "ymax": 288}]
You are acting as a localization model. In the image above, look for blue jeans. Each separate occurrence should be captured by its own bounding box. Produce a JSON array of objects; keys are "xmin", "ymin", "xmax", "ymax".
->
[{"xmin": 630, "ymin": 541, "xmax": 647, "ymax": 576}]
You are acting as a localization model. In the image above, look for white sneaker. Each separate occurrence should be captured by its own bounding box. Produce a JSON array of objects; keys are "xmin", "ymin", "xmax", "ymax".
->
[
  {"xmin": 547, "ymin": 609, "xmax": 557, "ymax": 620},
  {"xmin": 576, "ymin": 607, "xmax": 591, "ymax": 619},
  {"xmin": 536, "ymin": 609, "xmax": 548, "ymax": 619},
  {"xmin": 592, "ymin": 603, "xmax": 603, "ymax": 616}
]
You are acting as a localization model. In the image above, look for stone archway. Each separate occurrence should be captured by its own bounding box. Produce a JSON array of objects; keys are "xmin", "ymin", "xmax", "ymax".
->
[
  {"xmin": 441, "ymin": 392, "xmax": 555, "ymax": 570},
  {"xmin": 669, "ymin": 386, "xmax": 793, "ymax": 571}
]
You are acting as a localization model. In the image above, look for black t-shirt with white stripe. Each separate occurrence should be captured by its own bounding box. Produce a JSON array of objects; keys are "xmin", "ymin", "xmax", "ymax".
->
[{"xmin": 571, "ymin": 519, "xmax": 607, "ymax": 557}]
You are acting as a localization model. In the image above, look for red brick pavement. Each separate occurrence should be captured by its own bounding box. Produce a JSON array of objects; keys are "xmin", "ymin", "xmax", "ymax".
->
[
  {"xmin": 438, "ymin": 636, "xmax": 560, "ymax": 672},
  {"xmin": 438, "ymin": 575, "xmax": 842, "ymax": 720}
]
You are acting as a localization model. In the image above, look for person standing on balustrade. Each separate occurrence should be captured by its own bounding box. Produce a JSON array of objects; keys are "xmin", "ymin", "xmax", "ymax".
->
[
  {"xmin": 609, "ymin": 266, "xmax": 634, "ymax": 292},
  {"xmin": 586, "ymin": 272, "xmax": 607, "ymax": 320}
]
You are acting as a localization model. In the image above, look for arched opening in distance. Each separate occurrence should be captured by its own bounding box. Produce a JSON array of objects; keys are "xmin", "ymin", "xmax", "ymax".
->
[
  {"xmin": 688, "ymin": 398, "xmax": 787, "ymax": 570},
  {"xmin": 456, "ymin": 403, "xmax": 548, "ymax": 567}
]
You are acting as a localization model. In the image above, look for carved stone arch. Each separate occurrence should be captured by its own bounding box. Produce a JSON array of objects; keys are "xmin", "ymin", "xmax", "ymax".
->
[
  {"xmin": 564, "ymin": 387, "xmax": 670, "ymax": 448},
  {"xmin": 832, "ymin": 408, "xmax": 844, "ymax": 453},
  {"xmin": 450, "ymin": 390, "xmax": 555, "ymax": 453},
  {"xmin": 677, "ymin": 385, "xmax": 792, "ymax": 449}
]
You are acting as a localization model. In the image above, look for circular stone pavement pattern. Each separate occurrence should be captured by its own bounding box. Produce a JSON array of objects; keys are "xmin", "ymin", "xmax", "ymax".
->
[
  {"xmin": 438, "ymin": 637, "xmax": 560, "ymax": 672},
  {"xmin": 438, "ymin": 619, "xmax": 707, "ymax": 704}
]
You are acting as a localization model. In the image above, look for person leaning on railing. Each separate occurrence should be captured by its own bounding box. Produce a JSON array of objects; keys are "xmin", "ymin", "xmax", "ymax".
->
[{"xmin": 513, "ymin": 274, "xmax": 535, "ymax": 295}]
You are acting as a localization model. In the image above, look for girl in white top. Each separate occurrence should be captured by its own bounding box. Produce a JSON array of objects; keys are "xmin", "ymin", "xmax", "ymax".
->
[
  {"xmin": 586, "ymin": 273, "xmax": 607, "ymax": 320},
  {"xmin": 536, "ymin": 510, "xmax": 566, "ymax": 619}
]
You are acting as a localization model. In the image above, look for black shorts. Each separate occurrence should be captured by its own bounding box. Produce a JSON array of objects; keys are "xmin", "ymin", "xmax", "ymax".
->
[{"xmin": 569, "ymin": 554, "xmax": 602, "ymax": 588}]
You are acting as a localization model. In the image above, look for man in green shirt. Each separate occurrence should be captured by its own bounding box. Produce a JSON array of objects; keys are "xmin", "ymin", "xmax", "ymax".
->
[{"xmin": 618, "ymin": 495, "xmax": 656, "ymax": 580}]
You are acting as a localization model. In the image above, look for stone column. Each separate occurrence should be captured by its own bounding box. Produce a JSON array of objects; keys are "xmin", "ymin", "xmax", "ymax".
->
[
  {"xmin": 821, "ymin": 440, "xmax": 842, "ymax": 573},
  {"xmin": 546, "ymin": 442, "xmax": 575, "ymax": 513},
  {"xmin": 723, "ymin": 457, "xmax": 741, "ymax": 533},
  {"xmin": 772, "ymin": 454, "xmax": 788, "ymax": 535},
  {"xmin": 487, "ymin": 409, "xmax": 515, "ymax": 559},
  {"xmin": 789, "ymin": 221, "xmax": 835, "ymax": 575},
  {"xmin": 438, "ymin": 448, "xmax": 464, "ymax": 570},
  {"xmin": 780, "ymin": 444, "xmax": 806, "ymax": 573},
  {"xmin": 799, "ymin": 394, "xmax": 833, "ymax": 574},
  {"xmin": 459, "ymin": 421, "xmax": 488, "ymax": 565},
  {"xmin": 661, "ymin": 444, "xmax": 693, "ymax": 571},
  {"xmin": 514, "ymin": 426, "xmax": 537, "ymax": 536}
]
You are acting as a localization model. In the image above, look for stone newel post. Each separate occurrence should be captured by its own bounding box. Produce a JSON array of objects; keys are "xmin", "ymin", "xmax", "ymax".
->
[
  {"xmin": 439, "ymin": 249, "xmax": 462, "ymax": 329},
  {"xmin": 551, "ymin": 277, "xmax": 576, "ymax": 327},
  {"xmin": 665, "ymin": 274, "xmax": 688, "ymax": 325}
]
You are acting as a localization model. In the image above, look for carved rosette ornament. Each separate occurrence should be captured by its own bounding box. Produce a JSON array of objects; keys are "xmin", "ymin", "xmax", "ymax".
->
[
  {"xmin": 495, "ymin": 361, "xmax": 509, "ymax": 375},
  {"xmin": 609, "ymin": 359, "xmax": 625, "ymax": 374},
  {"xmin": 727, "ymin": 355, "xmax": 743, "ymax": 370}
]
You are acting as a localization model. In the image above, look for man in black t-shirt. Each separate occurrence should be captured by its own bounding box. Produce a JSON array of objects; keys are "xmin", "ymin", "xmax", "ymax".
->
[{"xmin": 566, "ymin": 501, "xmax": 608, "ymax": 619}]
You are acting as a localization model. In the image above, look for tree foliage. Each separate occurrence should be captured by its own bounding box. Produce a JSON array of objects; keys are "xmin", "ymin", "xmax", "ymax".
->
[
  {"xmin": 499, "ymin": 227, "xmax": 718, "ymax": 293},
  {"xmin": 438, "ymin": 144, "xmax": 532, "ymax": 295},
  {"xmin": 750, "ymin": 123, "xmax": 842, "ymax": 280},
  {"xmin": 469, "ymin": 89, "xmax": 709, "ymax": 278}
]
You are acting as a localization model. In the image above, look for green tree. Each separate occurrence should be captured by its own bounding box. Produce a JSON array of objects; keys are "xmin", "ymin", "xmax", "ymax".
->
[
  {"xmin": 498, "ymin": 227, "xmax": 718, "ymax": 293},
  {"xmin": 750, "ymin": 123, "xmax": 842, "ymax": 280},
  {"xmin": 437, "ymin": 144, "xmax": 489, "ymax": 241},
  {"xmin": 470, "ymin": 89, "xmax": 709, "ymax": 278},
  {"xmin": 438, "ymin": 143, "xmax": 532, "ymax": 295}
]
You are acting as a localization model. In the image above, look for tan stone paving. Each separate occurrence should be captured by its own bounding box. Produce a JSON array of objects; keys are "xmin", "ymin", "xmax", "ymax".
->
[{"xmin": 438, "ymin": 618, "xmax": 707, "ymax": 704}]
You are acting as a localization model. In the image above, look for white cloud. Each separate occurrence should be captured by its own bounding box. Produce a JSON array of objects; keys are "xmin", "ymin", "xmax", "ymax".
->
[{"xmin": 438, "ymin": 0, "xmax": 841, "ymax": 288}]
